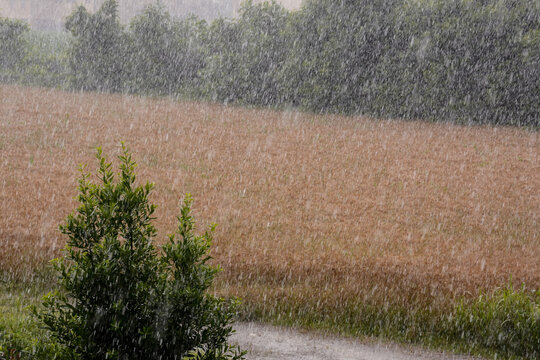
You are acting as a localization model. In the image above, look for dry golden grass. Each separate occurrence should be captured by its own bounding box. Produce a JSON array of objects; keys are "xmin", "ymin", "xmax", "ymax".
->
[{"xmin": 1, "ymin": 84, "xmax": 538, "ymax": 308}]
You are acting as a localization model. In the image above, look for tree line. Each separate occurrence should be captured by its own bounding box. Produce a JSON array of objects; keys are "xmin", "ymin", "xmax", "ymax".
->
[{"xmin": 1, "ymin": 0, "xmax": 539, "ymax": 126}]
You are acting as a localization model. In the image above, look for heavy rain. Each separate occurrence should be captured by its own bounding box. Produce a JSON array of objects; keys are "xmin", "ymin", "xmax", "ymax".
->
[{"xmin": 0, "ymin": 0, "xmax": 538, "ymax": 359}]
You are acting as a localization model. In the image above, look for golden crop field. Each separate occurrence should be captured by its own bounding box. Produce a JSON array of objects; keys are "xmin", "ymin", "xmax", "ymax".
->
[{"xmin": 1, "ymin": 84, "xmax": 538, "ymax": 312}]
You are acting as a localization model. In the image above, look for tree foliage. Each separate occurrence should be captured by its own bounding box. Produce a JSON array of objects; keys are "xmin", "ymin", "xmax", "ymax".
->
[
  {"xmin": 129, "ymin": 4, "xmax": 207, "ymax": 95},
  {"xmin": 0, "ymin": 16, "xmax": 29, "ymax": 80},
  {"xmin": 2, "ymin": 0, "xmax": 539, "ymax": 126},
  {"xmin": 204, "ymin": 0, "xmax": 288, "ymax": 105},
  {"xmin": 65, "ymin": 0, "xmax": 128, "ymax": 92},
  {"xmin": 36, "ymin": 145, "xmax": 244, "ymax": 360}
]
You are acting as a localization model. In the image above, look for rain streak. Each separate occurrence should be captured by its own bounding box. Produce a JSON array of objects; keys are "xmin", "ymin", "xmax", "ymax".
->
[{"xmin": 0, "ymin": 1, "xmax": 538, "ymax": 359}]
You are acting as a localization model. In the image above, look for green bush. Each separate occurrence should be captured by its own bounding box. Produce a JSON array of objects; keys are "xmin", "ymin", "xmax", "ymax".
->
[
  {"xmin": 18, "ymin": 31, "xmax": 70, "ymax": 89},
  {"xmin": 0, "ymin": 16, "xmax": 29, "ymax": 81},
  {"xmin": 128, "ymin": 4, "xmax": 207, "ymax": 96},
  {"xmin": 2, "ymin": 0, "xmax": 538, "ymax": 126},
  {"xmin": 449, "ymin": 285, "xmax": 540, "ymax": 358},
  {"xmin": 35, "ymin": 145, "xmax": 244, "ymax": 360},
  {"xmin": 0, "ymin": 289, "xmax": 69, "ymax": 360},
  {"xmin": 65, "ymin": 0, "xmax": 129, "ymax": 92},
  {"xmin": 203, "ymin": 0, "xmax": 288, "ymax": 105}
]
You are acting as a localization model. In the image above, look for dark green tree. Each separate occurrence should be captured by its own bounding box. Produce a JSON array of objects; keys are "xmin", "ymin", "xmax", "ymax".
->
[
  {"xmin": 234, "ymin": 0, "xmax": 289, "ymax": 105},
  {"xmin": 36, "ymin": 145, "xmax": 244, "ymax": 360},
  {"xmin": 128, "ymin": 4, "xmax": 207, "ymax": 96},
  {"xmin": 201, "ymin": 16, "xmax": 242, "ymax": 103},
  {"xmin": 65, "ymin": 0, "xmax": 128, "ymax": 92},
  {"xmin": 280, "ymin": 0, "xmax": 401, "ymax": 113},
  {"xmin": 202, "ymin": 0, "xmax": 288, "ymax": 105},
  {"xmin": 0, "ymin": 16, "xmax": 29, "ymax": 80}
]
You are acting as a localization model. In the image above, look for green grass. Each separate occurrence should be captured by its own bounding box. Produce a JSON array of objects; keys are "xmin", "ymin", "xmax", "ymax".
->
[
  {"xmin": 1, "ymin": 272, "xmax": 539, "ymax": 360},
  {"xmin": 235, "ymin": 284, "xmax": 540, "ymax": 359},
  {"xmin": 0, "ymin": 276, "xmax": 68, "ymax": 360},
  {"xmin": 449, "ymin": 286, "xmax": 540, "ymax": 358}
]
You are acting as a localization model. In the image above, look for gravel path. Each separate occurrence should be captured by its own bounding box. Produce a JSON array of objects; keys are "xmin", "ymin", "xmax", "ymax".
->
[{"xmin": 231, "ymin": 322, "xmax": 481, "ymax": 360}]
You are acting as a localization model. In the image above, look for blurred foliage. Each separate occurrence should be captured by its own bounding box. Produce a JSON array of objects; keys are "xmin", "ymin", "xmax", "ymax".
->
[
  {"xmin": 203, "ymin": 0, "xmax": 289, "ymax": 105},
  {"xmin": 2, "ymin": 0, "xmax": 538, "ymax": 126},
  {"xmin": 0, "ymin": 16, "xmax": 69, "ymax": 88},
  {"xmin": 2, "ymin": 278, "xmax": 539, "ymax": 359},
  {"xmin": 237, "ymin": 283, "xmax": 540, "ymax": 359},
  {"xmin": 0, "ymin": 282, "xmax": 70, "ymax": 360},
  {"xmin": 385, "ymin": 0, "xmax": 540, "ymax": 125},
  {"xmin": 17, "ymin": 32, "xmax": 70, "ymax": 88},
  {"xmin": 31, "ymin": 145, "xmax": 243, "ymax": 360},
  {"xmin": 128, "ymin": 4, "xmax": 207, "ymax": 96},
  {"xmin": 0, "ymin": 16, "xmax": 29, "ymax": 82},
  {"xmin": 449, "ymin": 285, "xmax": 540, "ymax": 359},
  {"xmin": 64, "ymin": 0, "xmax": 129, "ymax": 92}
]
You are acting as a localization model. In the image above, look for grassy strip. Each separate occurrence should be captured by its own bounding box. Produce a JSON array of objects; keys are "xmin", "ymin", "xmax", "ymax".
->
[
  {"xmin": 1, "ymin": 276, "xmax": 538, "ymax": 359},
  {"xmin": 234, "ymin": 284, "xmax": 540, "ymax": 360},
  {"xmin": 450, "ymin": 286, "xmax": 540, "ymax": 359},
  {"xmin": 0, "ymin": 278, "xmax": 67, "ymax": 360}
]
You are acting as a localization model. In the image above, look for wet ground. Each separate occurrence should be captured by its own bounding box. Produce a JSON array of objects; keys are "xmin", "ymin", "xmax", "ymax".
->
[{"xmin": 232, "ymin": 322, "xmax": 481, "ymax": 360}]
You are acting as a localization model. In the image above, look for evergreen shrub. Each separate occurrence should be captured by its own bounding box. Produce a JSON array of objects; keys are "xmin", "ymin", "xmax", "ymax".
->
[{"xmin": 35, "ymin": 144, "xmax": 244, "ymax": 360}]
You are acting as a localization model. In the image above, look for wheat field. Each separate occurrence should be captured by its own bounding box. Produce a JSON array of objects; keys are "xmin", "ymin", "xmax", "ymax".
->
[{"xmin": 1, "ymin": 85, "xmax": 538, "ymax": 310}]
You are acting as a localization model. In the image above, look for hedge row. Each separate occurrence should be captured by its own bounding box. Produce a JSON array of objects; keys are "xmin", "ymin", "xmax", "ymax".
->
[{"xmin": 2, "ymin": 0, "xmax": 539, "ymax": 126}]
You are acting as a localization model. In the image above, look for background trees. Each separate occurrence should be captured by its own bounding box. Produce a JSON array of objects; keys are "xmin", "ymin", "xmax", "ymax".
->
[
  {"xmin": 203, "ymin": 0, "xmax": 289, "ymax": 105},
  {"xmin": 65, "ymin": 0, "xmax": 128, "ymax": 92},
  {"xmin": 129, "ymin": 5, "xmax": 207, "ymax": 96},
  {"xmin": 2, "ymin": 0, "xmax": 538, "ymax": 126},
  {"xmin": 0, "ymin": 16, "xmax": 29, "ymax": 81}
]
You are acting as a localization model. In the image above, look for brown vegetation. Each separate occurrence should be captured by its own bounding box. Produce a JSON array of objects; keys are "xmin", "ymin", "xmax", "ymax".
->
[{"xmin": 1, "ymin": 85, "xmax": 538, "ymax": 308}]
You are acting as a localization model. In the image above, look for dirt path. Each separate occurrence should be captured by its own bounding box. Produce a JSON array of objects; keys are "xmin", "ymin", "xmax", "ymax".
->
[{"xmin": 231, "ymin": 323, "xmax": 481, "ymax": 360}]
